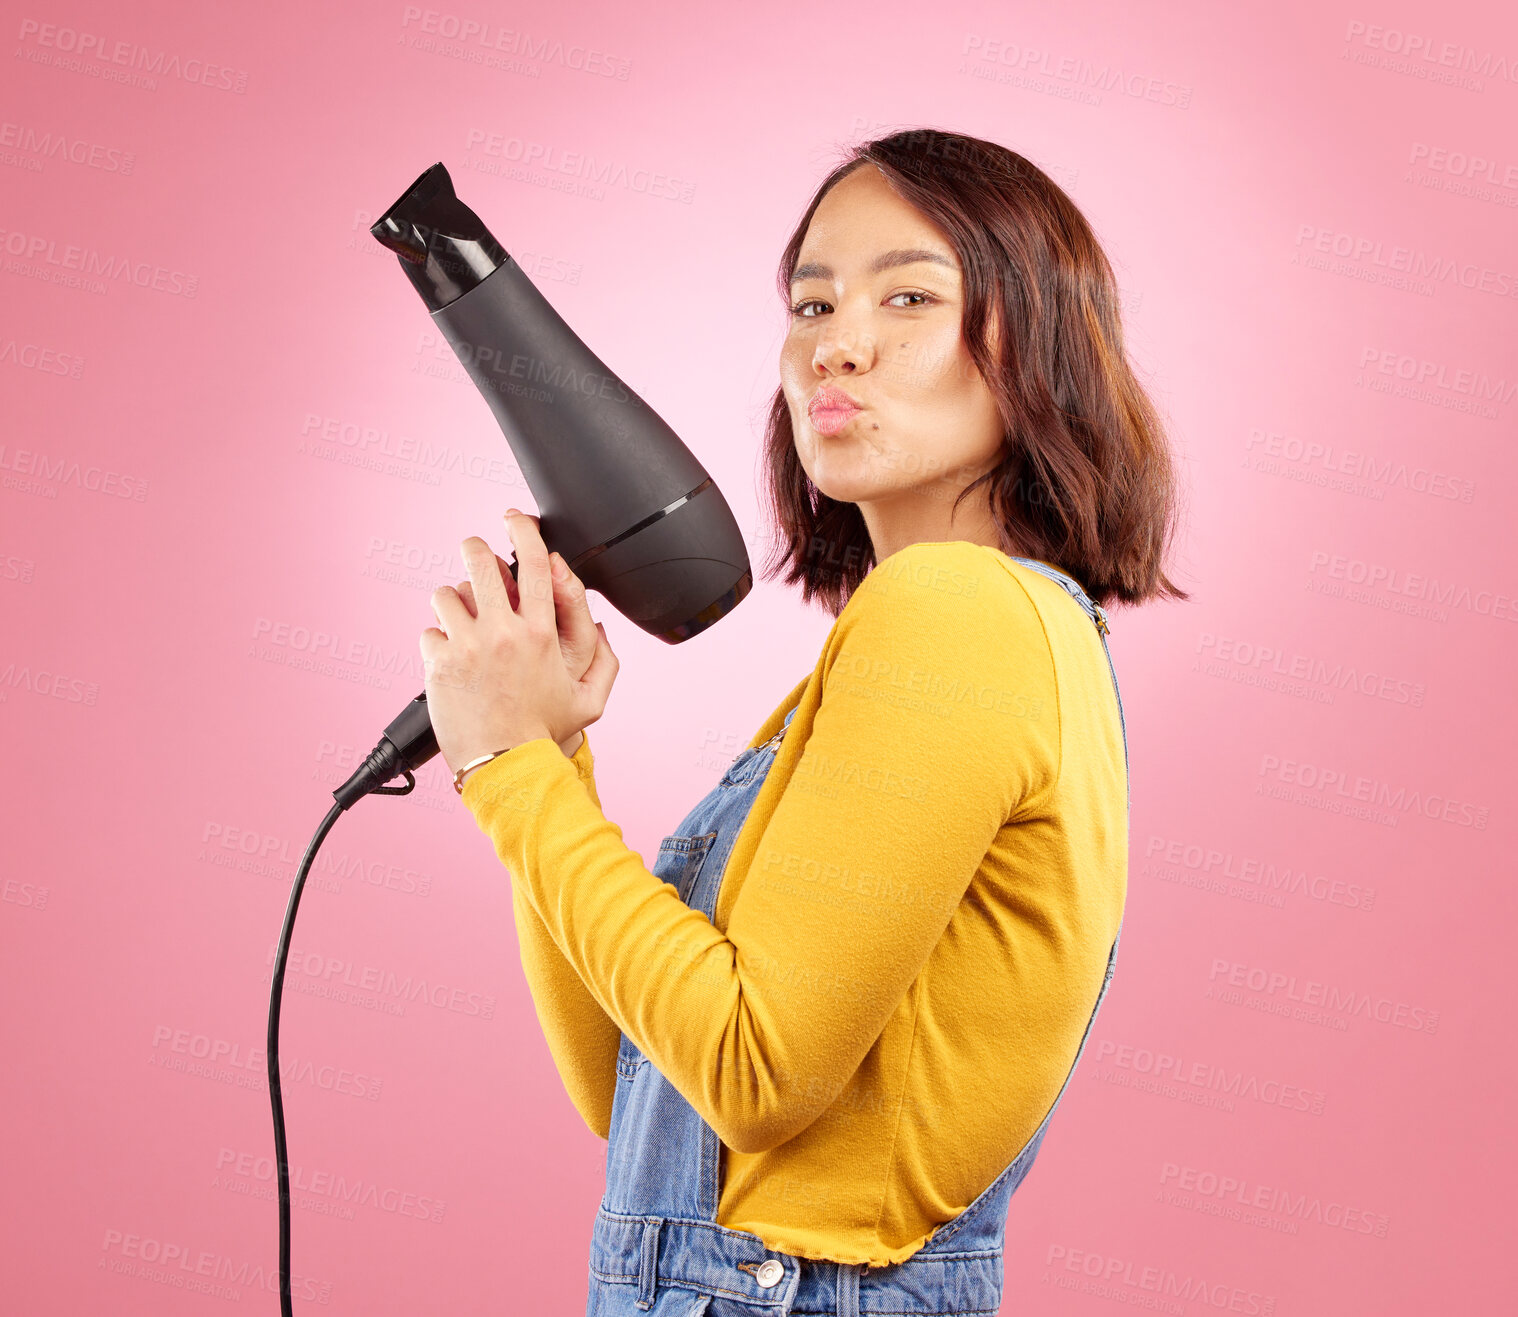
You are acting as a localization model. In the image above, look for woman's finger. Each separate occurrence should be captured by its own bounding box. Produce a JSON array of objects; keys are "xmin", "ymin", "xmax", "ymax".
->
[
  {"xmin": 429, "ymin": 584, "xmax": 473, "ymax": 638},
  {"xmin": 460, "ymin": 536, "xmax": 513, "ymax": 622},
  {"xmin": 495, "ymin": 554, "xmax": 521, "ymax": 610},
  {"xmin": 550, "ymin": 553, "xmax": 600, "ymax": 681},
  {"xmin": 457, "ymin": 559, "xmax": 521, "ymax": 616},
  {"xmin": 459, "ymin": 551, "xmax": 592, "ymax": 679},
  {"xmin": 573, "ymin": 620, "xmax": 619, "ymax": 724},
  {"xmin": 502, "ymin": 511, "xmax": 554, "ymax": 632}
]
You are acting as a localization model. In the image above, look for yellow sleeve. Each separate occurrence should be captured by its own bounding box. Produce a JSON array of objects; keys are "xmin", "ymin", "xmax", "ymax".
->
[
  {"xmin": 504, "ymin": 730, "xmax": 623, "ymax": 1140},
  {"xmin": 463, "ymin": 542, "xmax": 1059, "ymax": 1154}
]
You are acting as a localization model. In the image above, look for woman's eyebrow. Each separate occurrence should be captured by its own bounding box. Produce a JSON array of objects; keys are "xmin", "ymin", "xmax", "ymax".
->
[{"xmin": 790, "ymin": 248, "xmax": 959, "ymax": 285}]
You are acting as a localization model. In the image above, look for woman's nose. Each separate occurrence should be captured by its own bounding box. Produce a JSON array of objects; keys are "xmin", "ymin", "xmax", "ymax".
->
[{"xmin": 814, "ymin": 319, "xmax": 874, "ymax": 376}]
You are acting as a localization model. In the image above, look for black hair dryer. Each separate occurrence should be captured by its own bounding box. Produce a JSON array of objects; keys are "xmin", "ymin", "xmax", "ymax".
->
[{"xmin": 335, "ymin": 163, "xmax": 752, "ymax": 807}]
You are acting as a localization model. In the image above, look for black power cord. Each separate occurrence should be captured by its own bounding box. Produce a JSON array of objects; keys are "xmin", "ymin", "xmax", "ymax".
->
[{"xmin": 268, "ymin": 708, "xmax": 433, "ymax": 1315}]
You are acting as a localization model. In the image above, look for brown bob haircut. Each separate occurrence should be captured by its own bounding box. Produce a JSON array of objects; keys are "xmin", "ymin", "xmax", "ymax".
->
[{"xmin": 759, "ymin": 127, "xmax": 1189, "ymax": 615}]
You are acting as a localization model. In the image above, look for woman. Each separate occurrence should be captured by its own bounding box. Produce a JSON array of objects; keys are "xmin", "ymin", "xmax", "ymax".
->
[{"xmin": 422, "ymin": 127, "xmax": 1187, "ymax": 1316}]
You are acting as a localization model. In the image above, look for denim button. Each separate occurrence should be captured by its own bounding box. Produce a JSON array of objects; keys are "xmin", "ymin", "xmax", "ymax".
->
[{"xmin": 755, "ymin": 1258, "xmax": 784, "ymax": 1287}]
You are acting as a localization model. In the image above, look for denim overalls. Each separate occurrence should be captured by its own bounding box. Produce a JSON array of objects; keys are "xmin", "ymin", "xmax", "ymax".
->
[{"xmin": 586, "ymin": 558, "xmax": 1129, "ymax": 1317}]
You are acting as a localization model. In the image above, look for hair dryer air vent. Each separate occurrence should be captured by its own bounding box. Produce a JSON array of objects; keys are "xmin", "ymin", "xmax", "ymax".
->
[{"xmin": 371, "ymin": 163, "xmax": 509, "ymax": 311}]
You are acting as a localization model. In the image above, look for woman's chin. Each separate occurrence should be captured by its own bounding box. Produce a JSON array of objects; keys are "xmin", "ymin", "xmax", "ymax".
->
[
  {"xmin": 801, "ymin": 436, "xmax": 916, "ymax": 507},
  {"xmin": 808, "ymin": 462, "xmax": 878, "ymax": 503}
]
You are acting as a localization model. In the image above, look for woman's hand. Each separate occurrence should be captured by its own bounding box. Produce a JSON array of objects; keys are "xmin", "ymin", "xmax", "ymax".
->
[
  {"xmin": 444, "ymin": 519, "xmax": 603, "ymax": 757},
  {"xmin": 421, "ymin": 508, "xmax": 618, "ymax": 779}
]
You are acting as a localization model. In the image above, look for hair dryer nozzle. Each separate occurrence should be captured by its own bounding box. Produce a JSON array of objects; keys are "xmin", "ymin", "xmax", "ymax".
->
[{"xmin": 371, "ymin": 163, "xmax": 509, "ymax": 311}]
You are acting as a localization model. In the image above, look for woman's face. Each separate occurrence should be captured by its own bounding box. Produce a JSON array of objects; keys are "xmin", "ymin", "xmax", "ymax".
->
[{"xmin": 779, "ymin": 164, "xmax": 1006, "ymax": 558}]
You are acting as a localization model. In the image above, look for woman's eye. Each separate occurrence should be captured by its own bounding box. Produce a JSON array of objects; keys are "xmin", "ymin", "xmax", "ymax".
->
[{"xmin": 788, "ymin": 291, "xmax": 935, "ymax": 318}]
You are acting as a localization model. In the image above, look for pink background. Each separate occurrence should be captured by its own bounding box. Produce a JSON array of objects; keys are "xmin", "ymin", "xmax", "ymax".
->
[{"xmin": 3, "ymin": 0, "xmax": 1513, "ymax": 1311}]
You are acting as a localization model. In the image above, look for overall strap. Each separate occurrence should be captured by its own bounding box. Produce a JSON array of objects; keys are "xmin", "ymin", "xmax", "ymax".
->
[{"xmin": 1005, "ymin": 557, "xmax": 1130, "ymax": 814}]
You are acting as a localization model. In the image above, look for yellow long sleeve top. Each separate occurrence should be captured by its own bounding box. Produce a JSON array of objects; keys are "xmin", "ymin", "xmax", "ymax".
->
[{"xmin": 463, "ymin": 540, "xmax": 1129, "ymax": 1268}]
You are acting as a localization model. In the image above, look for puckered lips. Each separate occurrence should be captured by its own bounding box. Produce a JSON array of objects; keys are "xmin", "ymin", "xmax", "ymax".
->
[{"xmin": 807, "ymin": 383, "xmax": 865, "ymax": 436}]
